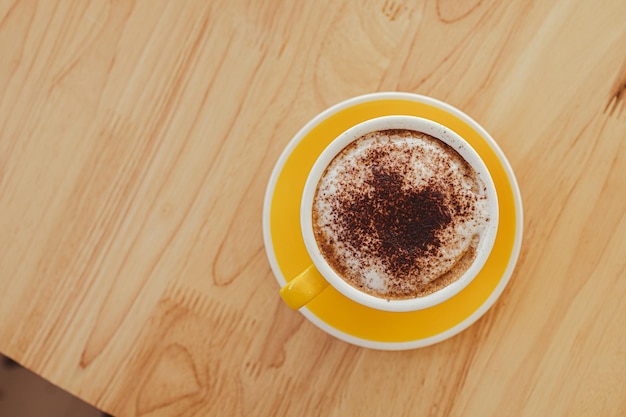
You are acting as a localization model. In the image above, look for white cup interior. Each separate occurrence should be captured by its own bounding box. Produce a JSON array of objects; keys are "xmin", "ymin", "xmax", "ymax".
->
[{"xmin": 300, "ymin": 116, "xmax": 499, "ymax": 312}]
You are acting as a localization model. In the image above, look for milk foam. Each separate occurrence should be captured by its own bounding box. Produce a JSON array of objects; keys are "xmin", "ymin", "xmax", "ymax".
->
[{"xmin": 312, "ymin": 130, "xmax": 491, "ymax": 299}]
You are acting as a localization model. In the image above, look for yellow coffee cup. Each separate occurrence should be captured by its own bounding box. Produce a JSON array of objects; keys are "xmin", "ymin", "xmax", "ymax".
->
[{"xmin": 279, "ymin": 115, "xmax": 499, "ymax": 312}]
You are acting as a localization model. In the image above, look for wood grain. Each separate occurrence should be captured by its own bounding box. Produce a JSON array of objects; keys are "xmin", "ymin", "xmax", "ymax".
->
[{"xmin": 1, "ymin": 0, "xmax": 625, "ymax": 416}]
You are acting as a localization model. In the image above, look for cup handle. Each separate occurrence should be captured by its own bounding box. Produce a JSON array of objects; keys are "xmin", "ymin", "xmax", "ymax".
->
[{"xmin": 280, "ymin": 265, "xmax": 330, "ymax": 309}]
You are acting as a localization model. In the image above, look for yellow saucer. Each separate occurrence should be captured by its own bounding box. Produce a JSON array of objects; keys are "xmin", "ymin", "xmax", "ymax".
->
[{"xmin": 262, "ymin": 92, "xmax": 523, "ymax": 350}]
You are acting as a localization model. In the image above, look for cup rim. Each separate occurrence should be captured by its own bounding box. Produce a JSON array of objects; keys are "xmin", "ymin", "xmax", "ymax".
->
[{"xmin": 300, "ymin": 115, "xmax": 499, "ymax": 312}]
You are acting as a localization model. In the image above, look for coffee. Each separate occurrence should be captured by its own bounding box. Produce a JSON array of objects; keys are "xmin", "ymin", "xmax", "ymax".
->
[{"xmin": 312, "ymin": 129, "xmax": 492, "ymax": 300}]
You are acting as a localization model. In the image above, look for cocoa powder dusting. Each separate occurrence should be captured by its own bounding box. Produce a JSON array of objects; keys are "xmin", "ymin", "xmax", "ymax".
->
[{"xmin": 338, "ymin": 165, "xmax": 453, "ymax": 279}]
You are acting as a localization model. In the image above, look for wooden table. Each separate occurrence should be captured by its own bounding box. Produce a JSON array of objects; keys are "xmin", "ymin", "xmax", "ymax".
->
[{"xmin": 1, "ymin": 1, "xmax": 625, "ymax": 416}]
